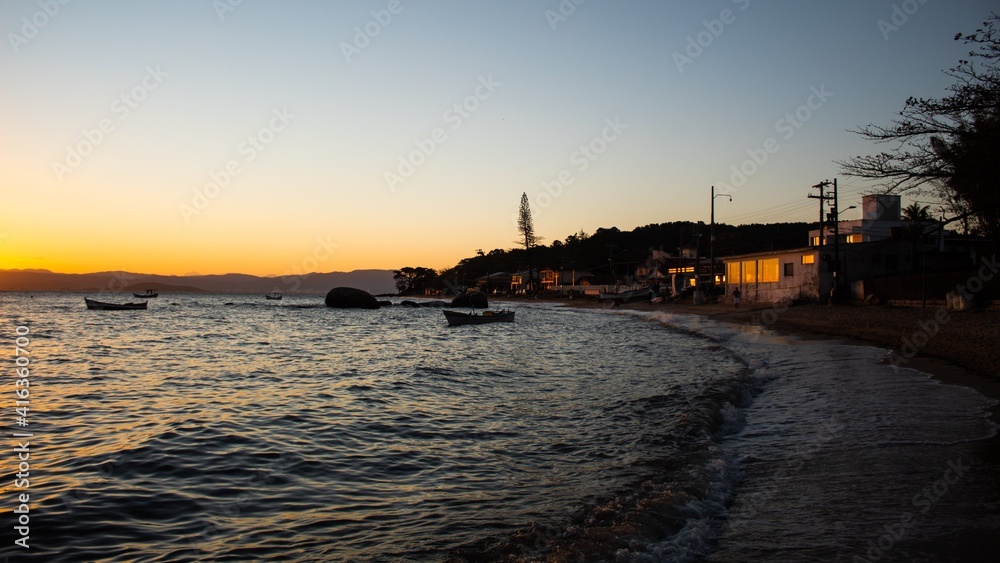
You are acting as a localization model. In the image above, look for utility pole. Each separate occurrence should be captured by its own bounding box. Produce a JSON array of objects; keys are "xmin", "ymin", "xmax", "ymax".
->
[
  {"xmin": 693, "ymin": 229, "xmax": 703, "ymax": 304},
  {"xmin": 711, "ymin": 185, "xmax": 732, "ymax": 292},
  {"xmin": 832, "ymin": 178, "xmax": 840, "ymax": 300},
  {"xmin": 606, "ymin": 244, "xmax": 617, "ymax": 291},
  {"xmin": 809, "ymin": 179, "xmax": 835, "ymax": 302},
  {"xmin": 808, "ymin": 180, "xmax": 833, "ymax": 246}
]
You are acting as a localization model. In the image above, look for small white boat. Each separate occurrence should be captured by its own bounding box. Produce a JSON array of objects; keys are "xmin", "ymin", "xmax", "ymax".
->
[{"xmin": 265, "ymin": 292, "xmax": 283, "ymax": 300}]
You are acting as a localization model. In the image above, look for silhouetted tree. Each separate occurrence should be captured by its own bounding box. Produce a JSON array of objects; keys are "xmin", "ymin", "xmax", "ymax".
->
[
  {"xmin": 516, "ymin": 193, "xmax": 539, "ymax": 292},
  {"xmin": 902, "ymin": 203, "xmax": 934, "ymax": 273},
  {"xmin": 393, "ymin": 267, "xmax": 437, "ymax": 294},
  {"xmin": 516, "ymin": 192, "xmax": 538, "ymax": 250},
  {"xmin": 838, "ymin": 13, "xmax": 1000, "ymax": 243}
]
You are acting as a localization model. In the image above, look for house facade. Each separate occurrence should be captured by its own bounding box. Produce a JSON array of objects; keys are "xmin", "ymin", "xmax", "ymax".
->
[
  {"xmin": 724, "ymin": 248, "xmax": 831, "ymax": 303},
  {"xmin": 724, "ymin": 238, "xmax": 929, "ymax": 303}
]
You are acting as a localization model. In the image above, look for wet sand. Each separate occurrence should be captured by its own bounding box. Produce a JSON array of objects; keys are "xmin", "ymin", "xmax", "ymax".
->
[{"xmin": 548, "ymin": 296, "xmax": 1000, "ymax": 561}]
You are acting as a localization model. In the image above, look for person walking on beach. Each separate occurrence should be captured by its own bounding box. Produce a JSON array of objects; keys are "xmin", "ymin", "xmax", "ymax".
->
[{"xmin": 732, "ymin": 287, "xmax": 741, "ymax": 308}]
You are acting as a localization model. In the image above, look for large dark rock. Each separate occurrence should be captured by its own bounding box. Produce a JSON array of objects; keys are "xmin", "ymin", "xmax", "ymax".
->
[
  {"xmin": 451, "ymin": 292, "xmax": 488, "ymax": 308},
  {"xmin": 324, "ymin": 287, "xmax": 380, "ymax": 309}
]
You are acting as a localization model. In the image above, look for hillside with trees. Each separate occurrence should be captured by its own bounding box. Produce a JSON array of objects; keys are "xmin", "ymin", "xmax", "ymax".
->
[{"xmin": 397, "ymin": 220, "xmax": 815, "ymax": 293}]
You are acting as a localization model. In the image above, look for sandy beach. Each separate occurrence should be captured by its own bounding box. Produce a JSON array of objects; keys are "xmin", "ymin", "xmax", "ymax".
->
[{"xmin": 547, "ymin": 296, "xmax": 1000, "ymax": 560}]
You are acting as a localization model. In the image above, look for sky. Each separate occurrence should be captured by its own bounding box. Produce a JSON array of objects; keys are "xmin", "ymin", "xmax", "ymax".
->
[{"xmin": 0, "ymin": 0, "xmax": 995, "ymax": 277}]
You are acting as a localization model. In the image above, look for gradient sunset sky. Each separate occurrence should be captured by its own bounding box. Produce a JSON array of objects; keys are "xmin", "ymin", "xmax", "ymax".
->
[{"xmin": 1, "ymin": 0, "xmax": 994, "ymax": 276}]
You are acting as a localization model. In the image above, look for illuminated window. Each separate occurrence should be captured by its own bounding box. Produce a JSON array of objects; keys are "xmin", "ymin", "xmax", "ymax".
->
[
  {"xmin": 811, "ymin": 236, "xmax": 821, "ymax": 246},
  {"xmin": 726, "ymin": 262, "xmax": 741, "ymax": 284},
  {"xmin": 759, "ymin": 258, "xmax": 779, "ymax": 283},
  {"xmin": 742, "ymin": 260, "xmax": 757, "ymax": 284},
  {"xmin": 847, "ymin": 234, "xmax": 864, "ymax": 243},
  {"xmin": 801, "ymin": 254, "xmax": 815, "ymax": 265}
]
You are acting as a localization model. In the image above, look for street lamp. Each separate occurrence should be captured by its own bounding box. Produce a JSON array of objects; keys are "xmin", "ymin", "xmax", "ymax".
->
[{"xmin": 710, "ymin": 185, "xmax": 732, "ymax": 290}]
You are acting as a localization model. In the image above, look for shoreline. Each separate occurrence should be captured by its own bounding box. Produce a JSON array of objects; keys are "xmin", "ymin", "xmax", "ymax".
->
[
  {"xmin": 540, "ymin": 297, "xmax": 1000, "ymax": 424},
  {"xmin": 550, "ymin": 296, "xmax": 1000, "ymax": 561}
]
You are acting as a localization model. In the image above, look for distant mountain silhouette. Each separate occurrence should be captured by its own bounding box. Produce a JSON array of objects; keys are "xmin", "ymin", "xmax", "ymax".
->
[{"xmin": 0, "ymin": 269, "xmax": 396, "ymax": 295}]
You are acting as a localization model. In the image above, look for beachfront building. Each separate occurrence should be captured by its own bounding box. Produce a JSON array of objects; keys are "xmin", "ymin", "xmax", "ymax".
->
[
  {"xmin": 806, "ymin": 194, "xmax": 947, "ymax": 248},
  {"xmin": 724, "ymin": 237, "xmax": 939, "ymax": 304},
  {"xmin": 724, "ymin": 248, "xmax": 830, "ymax": 303},
  {"xmin": 475, "ymin": 272, "xmax": 512, "ymax": 295}
]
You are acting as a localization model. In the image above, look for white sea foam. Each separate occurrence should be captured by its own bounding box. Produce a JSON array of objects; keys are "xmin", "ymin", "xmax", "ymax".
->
[{"xmin": 627, "ymin": 309, "xmax": 998, "ymax": 561}]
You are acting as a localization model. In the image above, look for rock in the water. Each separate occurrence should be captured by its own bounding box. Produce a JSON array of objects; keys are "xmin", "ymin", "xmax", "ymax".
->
[
  {"xmin": 399, "ymin": 300, "xmax": 421, "ymax": 308},
  {"xmin": 378, "ymin": 300, "xmax": 393, "ymax": 307},
  {"xmin": 451, "ymin": 292, "xmax": 488, "ymax": 308},
  {"xmin": 324, "ymin": 287, "xmax": 380, "ymax": 309}
]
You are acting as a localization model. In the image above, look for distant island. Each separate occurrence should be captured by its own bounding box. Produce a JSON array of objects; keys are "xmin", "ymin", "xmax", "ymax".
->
[{"xmin": 0, "ymin": 268, "xmax": 397, "ymax": 296}]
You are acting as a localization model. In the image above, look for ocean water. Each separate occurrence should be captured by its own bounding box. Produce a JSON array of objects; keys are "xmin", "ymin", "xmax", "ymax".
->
[{"xmin": 0, "ymin": 293, "xmax": 996, "ymax": 562}]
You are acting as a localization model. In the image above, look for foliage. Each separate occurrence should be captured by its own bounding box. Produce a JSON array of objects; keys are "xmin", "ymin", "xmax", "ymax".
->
[
  {"xmin": 421, "ymin": 220, "xmax": 814, "ymax": 289},
  {"xmin": 838, "ymin": 13, "xmax": 1000, "ymax": 242},
  {"xmin": 516, "ymin": 192, "xmax": 538, "ymax": 250},
  {"xmin": 392, "ymin": 266, "xmax": 438, "ymax": 294}
]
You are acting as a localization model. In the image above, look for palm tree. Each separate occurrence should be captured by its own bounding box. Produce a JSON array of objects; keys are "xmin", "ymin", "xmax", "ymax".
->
[{"xmin": 902, "ymin": 203, "xmax": 932, "ymax": 273}]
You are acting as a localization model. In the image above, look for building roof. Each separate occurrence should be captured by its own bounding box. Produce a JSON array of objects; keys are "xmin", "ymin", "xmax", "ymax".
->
[{"xmin": 722, "ymin": 247, "xmax": 818, "ymax": 261}]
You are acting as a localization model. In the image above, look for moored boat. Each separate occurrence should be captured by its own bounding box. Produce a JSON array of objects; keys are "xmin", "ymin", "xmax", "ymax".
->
[
  {"xmin": 85, "ymin": 297, "xmax": 148, "ymax": 310},
  {"xmin": 443, "ymin": 309, "xmax": 515, "ymax": 326},
  {"xmin": 265, "ymin": 292, "xmax": 283, "ymax": 300},
  {"xmin": 598, "ymin": 287, "xmax": 652, "ymax": 304},
  {"xmin": 133, "ymin": 289, "xmax": 159, "ymax": 298}
]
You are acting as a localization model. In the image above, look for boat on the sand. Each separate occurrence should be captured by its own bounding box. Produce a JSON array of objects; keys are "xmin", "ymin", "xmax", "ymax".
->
[{"xmin": 598, "ymin": 287, "xmax": 652, "ymax": 304}]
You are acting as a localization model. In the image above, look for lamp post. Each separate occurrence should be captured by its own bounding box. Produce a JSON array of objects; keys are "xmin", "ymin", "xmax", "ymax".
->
[{"xmin": 710, "ymin": 185, "xmax": 732, "ymax": 291}]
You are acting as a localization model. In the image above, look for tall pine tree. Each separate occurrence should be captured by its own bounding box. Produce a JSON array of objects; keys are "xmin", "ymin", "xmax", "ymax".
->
[{"xmin": 516, "ymin": 193, "xmax": 538, "ymax": 293}]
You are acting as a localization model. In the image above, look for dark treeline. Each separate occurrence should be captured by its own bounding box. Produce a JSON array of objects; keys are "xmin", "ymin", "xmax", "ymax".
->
[{"xmin": 397, "ymin": 221, "xmax": 814, "ymax": 293}]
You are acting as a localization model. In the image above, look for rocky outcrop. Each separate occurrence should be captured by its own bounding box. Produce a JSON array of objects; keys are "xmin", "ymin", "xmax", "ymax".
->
[{"xmin": 324, "ymin": 287, "xmax": 380, "ymax": 309}]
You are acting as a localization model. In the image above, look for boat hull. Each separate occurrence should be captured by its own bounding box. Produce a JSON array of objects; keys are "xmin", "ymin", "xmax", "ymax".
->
[
  {"xmin": 443, "ymin": 310, "xmax": 514, "ymax": 326},
  {"xmin": 85, "ymin": 298, "xmax": 148, "ymax": 310},
  {"xmin": 598, "ymin": 288, "xmax": 652, "ymax": 304}
]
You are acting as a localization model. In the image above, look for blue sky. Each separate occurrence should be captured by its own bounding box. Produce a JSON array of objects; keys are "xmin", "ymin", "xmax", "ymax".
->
[{"xmin": 1, "ymin": 0, "xmax": 994, "ymax": 275}]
